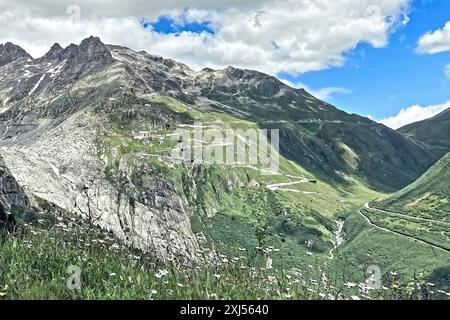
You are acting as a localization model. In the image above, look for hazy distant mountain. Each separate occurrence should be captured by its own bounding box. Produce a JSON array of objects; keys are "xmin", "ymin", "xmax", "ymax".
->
[{"xmin": 398, "ymin": 107, "xmax": 450, "ymax": 160}]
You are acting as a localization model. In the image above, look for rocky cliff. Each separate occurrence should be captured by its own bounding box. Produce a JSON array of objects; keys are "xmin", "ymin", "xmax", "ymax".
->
[{"xmin": 0, "ymin": 37, "xmax": 198, "ymax": 262}]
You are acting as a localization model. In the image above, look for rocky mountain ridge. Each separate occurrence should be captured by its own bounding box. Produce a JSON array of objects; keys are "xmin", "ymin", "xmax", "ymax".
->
[{"xmin": 0, "ymin": 42, "xmax": 31, "ymax": 67}]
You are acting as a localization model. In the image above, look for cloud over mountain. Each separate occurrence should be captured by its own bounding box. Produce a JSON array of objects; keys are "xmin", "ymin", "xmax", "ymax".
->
[
  {"xmin": 0, "ymin": 0, "xmax": 410, "ymax": 75},
  {"xmin": 380, "ymin": 101, "xmax": 450, "ymax": 129}
]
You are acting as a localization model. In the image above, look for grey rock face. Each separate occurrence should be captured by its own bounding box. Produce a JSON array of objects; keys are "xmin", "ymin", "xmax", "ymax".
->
[
  {"xmin": 0, "ymin": 108, "xmax": 197, "ymax": 261},
  {"xmin": 0, "ymin": 43, "xmax": 31, "ymax": 67},
  {"xmin": 0, "ymin": 154, "xmax": 30, "ymax": 212},
  {"xmin": 0, "ymin": 202, "xmax": 16, "ymax": 232},
  {"xmin": 61, "ymin": 36, "xmax": 112, "ymax": 74},
  {"xmin": 0, "ymin": 154, "xmax": 29, "ymax": 232},
  {"xmin": 41, "ymin": 43, "xmax": 64, "ymax": 61}
]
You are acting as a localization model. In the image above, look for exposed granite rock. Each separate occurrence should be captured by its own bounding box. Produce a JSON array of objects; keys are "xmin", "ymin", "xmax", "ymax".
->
[
  {"xmin": 0, "ymin": 109, "xmax": 198, "ymax": 262},
  {"xmin": 0, "ymin": 202, "xmax": 16, "ymax": 232},
  {"xmin": 0, "ymin": 154, "xmax": 30, "ymax": 212},
  {"xmin": 0, "ymin": 42, "xmax": 31, "ymax": 67},
  {"xmin": 61, "ymin": 36, "xmax": 112, "ymax": 74},
  {"xmin": 0, "ymin": 154, "xmax": 29, "ymax": 232},
  {"xmin": 41, "ymin": 43, "xmax": 64, "ymax": 61}
]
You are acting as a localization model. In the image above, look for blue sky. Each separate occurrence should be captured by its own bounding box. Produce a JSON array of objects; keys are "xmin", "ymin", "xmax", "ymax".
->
[
  {"xmin": 144, "ymin": 16, "xmax": 214, "ymax": 35},
  {"xmin": 280, "ymin": 0, "xmax": 450, "ymax": 120}
]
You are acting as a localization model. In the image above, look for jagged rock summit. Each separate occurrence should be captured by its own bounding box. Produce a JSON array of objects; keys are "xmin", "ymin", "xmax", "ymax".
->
[{"xmin": 0, "ymin": 42, "xmax": 32, "ymax": 66}]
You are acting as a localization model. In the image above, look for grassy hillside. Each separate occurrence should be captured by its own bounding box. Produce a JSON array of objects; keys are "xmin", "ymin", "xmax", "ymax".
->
[
  {"xmin": 375, "ymin": 152, "xmax": 450, "ymax": 221},
  {"xmin": 90, "ymin": 94, "xmax": 450, "ymax": 294},
  {"xmin": 190, "ymin": 67, "xmax": 433, "ymax": 192},
  {"xmin": 96, "ymin": 94, "xmax": 381, "ymax": 273},
  {"xmin": 337, "ymin": 152, "xmax": 450, "ymax": 293},
  {"xmin": 328, "ymin": 210, "xmax": 450, "ymax": 294},
  {"xmin": 2, "ymin": 92, "xmax": 448, "ymax": 299}
]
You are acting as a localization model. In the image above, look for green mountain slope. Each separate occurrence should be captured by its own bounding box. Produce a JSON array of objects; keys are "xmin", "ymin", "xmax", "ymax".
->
[
  {"xmin": 99, "ymin": 94, "xmax": 381, "ymax": 271},
  {"xmin": 329, "ymin": 209, "xmax": 450, "ymax": 292},
  {"xmin": 398, "ymin": 108, "xmax": 450, "ymax": 159},
  {"xmin": 188, "ymin": 67, "xmax": 433, "ymax": 192},
  {"xmin": 99, "ymin": 93, "xmax": 450, "ymax": 286},
  {"xmin": 375, "ymin": 151, "xmax": 450, "ymax": 221},
  {"xmin": 337, "ymin": 152, "xmax": 450, "ymax": 291}
]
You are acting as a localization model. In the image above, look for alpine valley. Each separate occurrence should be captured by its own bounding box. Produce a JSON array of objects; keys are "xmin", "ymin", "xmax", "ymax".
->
[{"xmin": 1, "ymin": 37, "xmax": 449, "ymax": 299}]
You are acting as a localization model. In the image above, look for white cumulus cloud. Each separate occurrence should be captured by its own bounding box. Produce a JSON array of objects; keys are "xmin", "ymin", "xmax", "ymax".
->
[
  {"xmin": 417, "ymin": 21, "xmax": 450, "ymax": 54},
  {"xmin": 380, "ymin": 101, "xmax": 450, "ymax": 129},
  {"xmin": 0, "ymin": 0, "xmax": 411, "ymax": 75},
  {"xmin": 444, "ymin": 64, "xmax": 450, "ymax": 78},
  {"xmin": 313, "ymin": 87, "xmax": 353, "ymax": 101},
  {"xmin": 279, "ymin": 79, "xmax": 351, "ymax": 101}
]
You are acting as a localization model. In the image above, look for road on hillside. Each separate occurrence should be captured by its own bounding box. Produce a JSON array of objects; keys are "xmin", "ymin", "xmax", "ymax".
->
[
  {"xmin": 358, "ymin": 203, "xmax": 450, "ymax": 254},
  {"xmin": 364, "ymin": 203, "xmax": 450, "ymax": 226}
]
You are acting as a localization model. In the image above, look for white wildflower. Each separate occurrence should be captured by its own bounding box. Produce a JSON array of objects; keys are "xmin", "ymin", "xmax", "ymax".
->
[
  {"xmin": 344, "ymin": 282, "xmax": 357, "ymax": 288},
  {"xmin": 266, "ymin": 257, "xmax": 273, "ymax": 270}
]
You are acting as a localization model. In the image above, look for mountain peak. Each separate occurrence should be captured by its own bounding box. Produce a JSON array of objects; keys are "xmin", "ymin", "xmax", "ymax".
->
[
  {"xmin": 52, "ymin": 36, "xmax": 111, "ymax": 67},
  {"xmin": 78, "ymin": 36, "xmax": 111, "ymax": 59},
  {"xmin": 79, "ymin": 36, "xmax": 105, "ymax": 48},
  {"xmin": 42, "ymin": 43, "xmax": 63, "ymax": 60},
  {"xmin": 50, "ymin": 43, "xmax": 63, "ymax": 51},
  {"xmin": 398, "ymin": 105, "xmax": 450, "ymax": 159},
  {"xmin": 0, "ymin": 42, "xmax": 31, "ymax": 66}
]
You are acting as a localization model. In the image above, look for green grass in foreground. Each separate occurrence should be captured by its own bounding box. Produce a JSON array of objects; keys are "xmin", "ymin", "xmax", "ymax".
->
[{"xmin": 0, "ymin": 215, "xmax": 447, "ymax": 300}]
